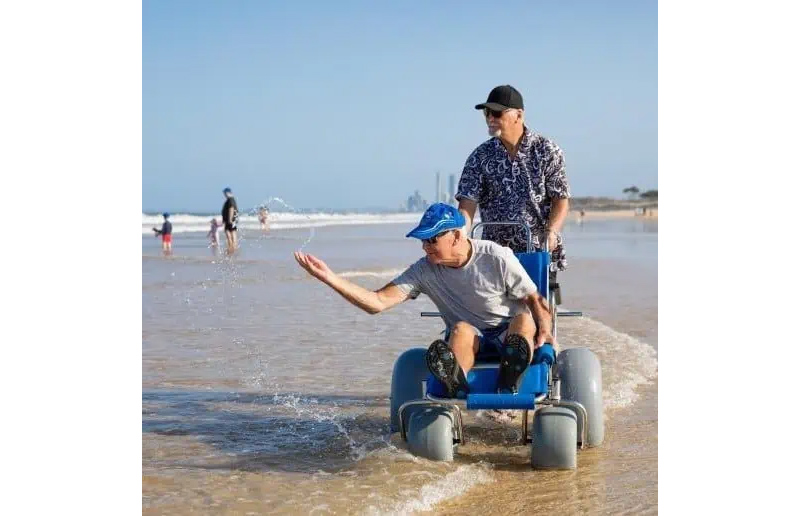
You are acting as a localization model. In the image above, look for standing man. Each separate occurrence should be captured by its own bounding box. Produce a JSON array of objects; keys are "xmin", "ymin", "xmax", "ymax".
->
[
  {"xmin": 221, "ymin": 187, "xmax": 239, "ymax": 253},
  {"xmin": 456, "ymin": 85, "xmax": 571, "ymax": 273}
]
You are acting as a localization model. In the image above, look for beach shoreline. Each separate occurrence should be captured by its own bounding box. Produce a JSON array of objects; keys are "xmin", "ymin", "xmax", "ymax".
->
[{"xmin": 571, "ymin": 207, "xmax": 658, "ymax": 220}]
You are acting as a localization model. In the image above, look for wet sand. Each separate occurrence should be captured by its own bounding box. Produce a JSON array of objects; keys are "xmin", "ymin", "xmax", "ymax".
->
[{"xmin": 142, "ymin": 217, "xmax": 657, "ymax": 514}]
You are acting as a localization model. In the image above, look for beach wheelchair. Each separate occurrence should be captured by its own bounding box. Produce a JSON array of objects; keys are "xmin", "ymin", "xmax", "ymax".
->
[{"xmin": 389, "ymin": 222, "xmax": 604, "ymax": 469}]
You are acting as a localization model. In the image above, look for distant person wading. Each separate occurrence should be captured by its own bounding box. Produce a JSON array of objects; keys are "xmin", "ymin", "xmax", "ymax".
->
[
  {"xmin": 152, "ymin": 212, "xmax": 173, "ymax": 255},
  {"xmin": 258, "ymin": 205, "xmax": 270, "ymax": 232},
  {"xmin": 221, "ymin": 187, "xmax": 239, "ymax": 253}
]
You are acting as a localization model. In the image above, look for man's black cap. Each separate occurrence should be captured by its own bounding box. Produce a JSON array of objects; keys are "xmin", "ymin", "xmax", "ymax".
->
[{"xmin": 474, "ymin": 85, "xmax": 524, "ymax": 111}]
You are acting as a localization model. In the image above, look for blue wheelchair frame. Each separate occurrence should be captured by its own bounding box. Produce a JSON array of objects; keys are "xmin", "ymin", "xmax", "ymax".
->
[{"xmin": 398, "ymin": 222, "xmax": 588, "ymax": 447}]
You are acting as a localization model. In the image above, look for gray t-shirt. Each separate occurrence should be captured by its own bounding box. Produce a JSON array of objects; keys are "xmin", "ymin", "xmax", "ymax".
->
[{"xmin": 391, "ymin": 239, "xmax": 538, "ymax": 330}]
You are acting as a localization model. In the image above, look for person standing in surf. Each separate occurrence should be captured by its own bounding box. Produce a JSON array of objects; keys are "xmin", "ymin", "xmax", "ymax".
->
[
  {"xmin": 152, "ymin": 212, "xmax": 173, "ymax": 255},
  {"xmin": 258, "ymin": 205, "xmax": 270, "ymax": 232},
  {"xmin": 221, "ymin": 187, "xmax": 238, "ymax": 253},
  {"xmin": 294, "ymin": 203, "xmax": 555, "ymax": 399},
  {"xmin": 208, "ymin": 218, "xmax": 220, "ymax": 248}
]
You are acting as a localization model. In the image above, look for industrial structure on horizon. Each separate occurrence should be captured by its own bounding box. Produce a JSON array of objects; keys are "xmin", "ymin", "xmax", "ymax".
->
[{"xmin": 404, "ymin": 172, "xmax": 458, "ymax": 212}]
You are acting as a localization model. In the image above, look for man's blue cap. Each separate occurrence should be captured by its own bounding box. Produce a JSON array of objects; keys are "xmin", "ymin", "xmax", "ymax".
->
[
  {"xmin": 162, "ymin": 212, "xmax": 170, "ymax": 218},
  {"xmin": 223, "ymin": 187, "xmax": 232, "ymax": 194},
  {"xmin": 406, "ymin": 203, "xmax": 466, "ymax": 239}
]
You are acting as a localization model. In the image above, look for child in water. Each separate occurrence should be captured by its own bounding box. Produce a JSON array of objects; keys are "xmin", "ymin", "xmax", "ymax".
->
[
  {"xmin": 208, "ymin": 218, "xmax": 220, "ymax": 247},
  {"xmin": 152, "ymin": 212, "xmax": 173, "ymax": 255},
  {"xmin": 258, "ymin": 206, "xmax": 270, "ymax": 232}
]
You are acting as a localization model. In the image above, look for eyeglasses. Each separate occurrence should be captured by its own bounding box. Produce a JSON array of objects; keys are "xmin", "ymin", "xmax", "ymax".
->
[
  {"xmin": 483, "ymin": 108, "xmax": 508, "ymax": 119},
  {"xmin": 422, "ymin": 230, "xmax": 453, "ymax": 245}
]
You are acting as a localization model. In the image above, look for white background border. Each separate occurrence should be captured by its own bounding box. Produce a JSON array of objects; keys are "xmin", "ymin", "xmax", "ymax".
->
[{"xmin": 1, "ymin": 0, "xmax": 799, "ymax": 513}]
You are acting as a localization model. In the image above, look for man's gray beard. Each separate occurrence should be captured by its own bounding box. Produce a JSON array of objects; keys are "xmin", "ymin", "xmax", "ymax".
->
[{"xmin": 488, "ymin": 128, "xmax": 501, "ymax": 138}]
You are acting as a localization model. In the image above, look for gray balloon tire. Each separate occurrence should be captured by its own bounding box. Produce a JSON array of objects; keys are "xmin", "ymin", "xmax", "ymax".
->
[
  {"xmin": 556, "ymin": 347, "xmax": 605, "ymax": 447},
  {"xmin": 530, "ymin": 406, "xmax": 578, "ymax": 470},
  {"xmin": 406, "ymin": 406, "xmax": 456, "ymax": 462},
  {"xmin": 389, "ymin": 348, "xmax": 430, "ymax": 433}
]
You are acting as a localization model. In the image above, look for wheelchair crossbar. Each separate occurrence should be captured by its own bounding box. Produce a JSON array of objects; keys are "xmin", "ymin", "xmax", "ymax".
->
[{"xmin": 467, "ymin": 393, "xmax": 538, "ymax": 410}]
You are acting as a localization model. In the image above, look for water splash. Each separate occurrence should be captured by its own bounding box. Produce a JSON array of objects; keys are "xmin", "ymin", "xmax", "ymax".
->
[
  {"xmin": 272, "ymin": 392, "xmax": 376, "ymax": 462},
  {"xmin": 250, "ymin": 196, "xmax": 316, "ymax": 250}
]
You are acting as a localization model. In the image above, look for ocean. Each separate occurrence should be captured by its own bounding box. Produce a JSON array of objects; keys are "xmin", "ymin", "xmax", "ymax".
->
[{"xmin": 142, "ymin": 212, "xmax": 658, "ymax": 514}]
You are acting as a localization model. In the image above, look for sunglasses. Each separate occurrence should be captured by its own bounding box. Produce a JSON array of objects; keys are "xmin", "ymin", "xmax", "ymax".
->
[
  {"xmin": 483, "ymin": 108, "xmax": 508, "ymax": 119},
  {"xmin": 422, "ymin": 230, "xmax": 453, "ymax": 245}
]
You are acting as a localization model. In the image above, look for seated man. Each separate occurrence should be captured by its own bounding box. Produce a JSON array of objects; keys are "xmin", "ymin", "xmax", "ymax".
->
[{"xmin": 293, "ymin": 203, "xmax": 555, "ymax": 397}]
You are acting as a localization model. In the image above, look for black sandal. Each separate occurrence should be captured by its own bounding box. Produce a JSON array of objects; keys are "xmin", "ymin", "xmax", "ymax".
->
[
  {"xmin": 496, "ymin": 334, "xmax": 532, "ymax": 394},
  {"xmin": 425, "ymin": 339, "xmax": 470, "ymax": 398}
]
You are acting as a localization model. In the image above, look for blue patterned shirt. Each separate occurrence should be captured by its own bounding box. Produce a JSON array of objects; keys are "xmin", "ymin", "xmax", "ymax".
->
[{"xmin": 456, "ymin": 126, "xmax": 570, "ymax": 271}]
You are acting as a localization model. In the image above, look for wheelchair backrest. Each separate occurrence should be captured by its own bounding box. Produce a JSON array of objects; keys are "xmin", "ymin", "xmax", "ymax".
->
[{"xmin": 515, "ymin": 251, "xmax": 550, "ymax": 299}]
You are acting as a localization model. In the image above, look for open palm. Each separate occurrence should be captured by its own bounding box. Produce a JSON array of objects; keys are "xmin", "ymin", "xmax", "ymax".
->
[{"xmin": 294, "ymin": 251, "xmax": 333, "ymax": 281}]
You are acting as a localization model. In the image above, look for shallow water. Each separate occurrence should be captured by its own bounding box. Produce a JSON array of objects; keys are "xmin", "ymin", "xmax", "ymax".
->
[{"xmin": 142, "ymin": 217, "xmax": 657, "ymax": 514}]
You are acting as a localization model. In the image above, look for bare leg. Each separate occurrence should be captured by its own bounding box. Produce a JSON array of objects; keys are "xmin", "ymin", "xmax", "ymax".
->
[
  {"xmin": 225, "ymin": 230, "xmax": 235, "ymax": 253},
  {"xmin": 448, "ymin": 321, "xmax": 481, "ymax": 374}
]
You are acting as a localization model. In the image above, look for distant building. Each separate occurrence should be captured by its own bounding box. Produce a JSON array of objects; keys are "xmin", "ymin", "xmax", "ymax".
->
[
  {"xmin": 406, "ymin": 190, "xmax": 426, "ymax": 212},
  {"xmin": 448, "ymin": 174, "xmax": 456, "ymax": 204}
]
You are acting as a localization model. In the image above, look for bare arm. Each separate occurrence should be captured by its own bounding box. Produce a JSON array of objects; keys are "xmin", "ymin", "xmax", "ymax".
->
[
  {"xmin": 294, "ymin": 251, "xmax": 409, "ymax": 314},
  {"xmin": 524, "ymin": 292, "xmax": 555, "ymax": 349},
  {"xmin": 547, "ymin": 198, "xmax": 569, "ymax": 233},
  {"xmin": 458, "ymin": 198, "xmax": 478, "ymax": 235}
]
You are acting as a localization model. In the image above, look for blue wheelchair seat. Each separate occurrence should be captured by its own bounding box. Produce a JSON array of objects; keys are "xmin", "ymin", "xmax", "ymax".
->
[
  {"xmin": 515, "ymin": 251, "xmax": 550, "ymax": 299},
  {"xmin": 470, "ymin": 250, "xmax": 551, "ymax": 363}
]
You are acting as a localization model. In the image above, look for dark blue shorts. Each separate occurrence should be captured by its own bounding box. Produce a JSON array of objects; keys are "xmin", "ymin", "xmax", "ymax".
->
[{"xmin": 445, "ymin": 323, "xmax": 510, "ymax": 354}]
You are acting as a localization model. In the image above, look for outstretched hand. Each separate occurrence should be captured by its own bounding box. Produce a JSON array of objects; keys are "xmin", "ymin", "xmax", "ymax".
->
[{"xmin": 294, "ymin": 251, "xmax": 334, "ymax": 282}]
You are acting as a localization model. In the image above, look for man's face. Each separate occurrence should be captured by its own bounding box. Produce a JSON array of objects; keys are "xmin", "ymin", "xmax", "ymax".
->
[
  {"xmin": 421, "ymin": 230, "xmax": 457, "ymax": 264},
  {"xmin": 484, "ymin": 108, "xmax": 521, "ymax": 138}
]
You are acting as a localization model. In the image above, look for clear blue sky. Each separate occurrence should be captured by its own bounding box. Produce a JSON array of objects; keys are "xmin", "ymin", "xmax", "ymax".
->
[{"xmin": 143, "ymin": 0, "xmax": 656, "ymax": 212}]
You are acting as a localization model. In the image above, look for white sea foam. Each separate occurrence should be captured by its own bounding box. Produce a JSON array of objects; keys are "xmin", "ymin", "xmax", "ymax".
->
[
  {"xmin": 559, "ymin": 316, "xmax": 658, "ymax": 410},
  {"xmin": 142, "ymin": 212, "xmax": 422, "ymax": 235},
  {"xmin": 363, "ymin": 464, "xmax": 494, "ymax": 515}
]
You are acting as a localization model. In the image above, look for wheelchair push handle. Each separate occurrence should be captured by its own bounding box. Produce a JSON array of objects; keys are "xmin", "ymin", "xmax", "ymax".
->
[{"xmin": 469, "ymin": 221, "xmax": 548, "ymax": 253}]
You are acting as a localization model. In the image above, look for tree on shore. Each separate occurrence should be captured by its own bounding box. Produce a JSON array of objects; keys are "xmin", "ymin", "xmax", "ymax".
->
[
  {"xmin": 623, "ymin": 186, "xmax": 640, "ymax": 200},
  {"xmin": 640, "ymin": 189, "xmax": 658, "ymax": 201}
]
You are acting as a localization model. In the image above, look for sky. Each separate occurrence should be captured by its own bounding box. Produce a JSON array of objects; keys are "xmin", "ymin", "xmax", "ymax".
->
[{"xmin": 143, "ymin": 0, "xmax": 657, "ymax": 213}]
